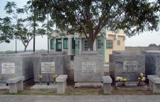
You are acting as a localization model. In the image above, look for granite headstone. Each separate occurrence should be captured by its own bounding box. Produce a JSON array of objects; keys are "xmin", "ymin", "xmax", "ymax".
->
[
  {"xmin": 74, "ymin": 51, "xmax": 104, "ymax": 86},
  {"xmin": 145, "ymin": 50, "xmax": 160, "ymax": 76},
  {"xmin": 110, "ymin": 51, "xmax": 145, "ymax": 81}
]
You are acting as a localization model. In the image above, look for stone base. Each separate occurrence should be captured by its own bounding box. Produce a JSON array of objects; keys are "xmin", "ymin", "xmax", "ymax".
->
[
  {"xmin": 56, "ymin": 75, "xmax": 68, "ymax": 94},
  {"xmin": 31, "ymin": 84, "xmax": 56, "ymax": 90},
  {"xmin": 0, "ymin": 84, "xmax": 9, "ymax": 90},
  {"xmin": 102, "ymin": 76, "xmax": 112, "ymax": 94},
  {"xmin": 148, "ymin": 75, "xmax": 160, "ymax": 94},
  {"xmin": 115, "ymin": 81, "xmax": 140, "ymax": 87},
  {"xmin": 75, "ymin": 82, "xmax": 103, "ymax": 88}
]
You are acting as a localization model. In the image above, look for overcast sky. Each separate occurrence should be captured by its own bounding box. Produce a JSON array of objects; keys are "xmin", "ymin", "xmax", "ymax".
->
[{"xmin": 0, "ymin": 0, "xmax": 160, "ymax": 51}]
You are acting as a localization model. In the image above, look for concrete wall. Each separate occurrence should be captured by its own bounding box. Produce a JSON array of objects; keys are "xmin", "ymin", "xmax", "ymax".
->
[
  {"xmin": 110, "ymin": 51, "xmax": 145, "ymax": 81},
  {"xmin": 32, "ymin": 52, "xmax": 70, "ymax": 83},
  {"xmin": 126, "ymin": 47, "xmax": 160, "ymax": 54},
  {"xmin": 105, "ymin": 31, "xmax": 125, "ymax": 63},
  {"xmin": 0, "ymin": 52, "xmax": 34, "ymax": 82},
  {"xmin": 145, "ymin": 50, "xmax": 160, "ymax": 76},
  {"xmin": 74, "ymin": 51, "xmax": 104, "ymax": 82}
]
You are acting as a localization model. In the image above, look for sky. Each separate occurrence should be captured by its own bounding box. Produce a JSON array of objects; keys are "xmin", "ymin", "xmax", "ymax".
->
[{"xmin": 0, "ymin": 0, "xmax": 160, "ymax": 51}]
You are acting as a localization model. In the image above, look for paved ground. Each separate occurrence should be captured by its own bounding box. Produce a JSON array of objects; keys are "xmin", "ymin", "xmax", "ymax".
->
[{"xmin": 0, "ymin": 95, "xmax": 160, "ymax": 102}]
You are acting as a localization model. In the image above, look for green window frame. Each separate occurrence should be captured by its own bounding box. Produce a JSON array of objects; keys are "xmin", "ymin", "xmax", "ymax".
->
[
  {"xmin": 63, "ymin": 38, "xmax": 68, "ymax": 49},
  {"xmin": 97, "ymin": 39, "xmax": 102, "ymax": 49},
  {"xmin": 56, "ymin": 38, "xmax": 62, "ymax": 51},
  {"xmin": 106, "ymin": 40, "xmax": 113, "ymax": 49},
  {"xmin": 50, "ymin": 39, "xmax": 54, "ymax": 49}
]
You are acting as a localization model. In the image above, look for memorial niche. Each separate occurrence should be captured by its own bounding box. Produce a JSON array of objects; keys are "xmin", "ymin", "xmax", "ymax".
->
[
  {"xmin": 1, "ymin": 63, "xmax": 15, "ymax": 74},
  {"xmin": 81, "ymin": 62, "xmax": 96, "ymax": 73},
  {"xmin": 38, "ymin": 61, "xmax": 57, "ymax": 85},
  {"xmin": 123, "ymin": 61, "xmax": 138, "ymax": 72},
  {"xmin": 41, "ymin": 62, "xmax": 55, "ymax": 74}
]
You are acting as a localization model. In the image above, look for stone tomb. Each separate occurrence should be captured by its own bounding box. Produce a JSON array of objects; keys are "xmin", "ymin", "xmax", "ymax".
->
[
  {"xmin": 145, "ymin": 50, "xmax": 160, "ymax": 76},
  {"xmin": 102, "ymin": 76, "xmax": 112, "ymax": 94},
  {"xmin": 148, "ymin": 75, "xmax": 160, "ymax": 94},
  {"xmin": 110, "ymin": 51, "xmax": 145, "ymax": 83},
  {"xmin": 32, "ymin": 52, "xmax": 69, "ymax": 84},
  {"xmin": 0, "ymin": 52, "xmax": 34, "ymax": 93},
  {"xmin": 74, "ymin": 51, "xmax": 104, "ymax": 87}
]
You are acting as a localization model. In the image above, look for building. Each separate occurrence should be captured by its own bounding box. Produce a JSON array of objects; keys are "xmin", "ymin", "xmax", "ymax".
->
[
  {"xmin": 105, "ymin": 30, "xmax": 125, "ymax": 63},
  {"xmin": 49, "ymin": 30, "xmax": 125, "ymax": 63}
]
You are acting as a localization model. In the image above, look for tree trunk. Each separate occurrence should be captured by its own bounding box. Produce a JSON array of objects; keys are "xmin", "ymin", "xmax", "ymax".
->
[
  {"xmin": 87, "ymin": 38, "xmax": 94, "ymax": 51},
  {"xmin": 24, "ymin": 45, "xmax": 27, "ymax": 52},
  {"xmin": 33, "ymin": 20, "xmax": 36, "ymax": 52}
]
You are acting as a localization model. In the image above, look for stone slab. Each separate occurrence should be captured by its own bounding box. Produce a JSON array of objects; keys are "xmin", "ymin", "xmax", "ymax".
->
[
  {"xmin": 0, "ymin": 52, "xmax": 34, "ymax": 82},
  {"xmin": 7, "ymin": 76, "xmax": 24, "ymax": 84},
  {"xmin": 144, "ymin": 50, "xmax": 160, "ymax": 76},
  {"xmin": 147, "ymin": 75, "xmax": 160, "ymax": 93},
  {"xmin": 32, "ymin": 52, "xmax": 70, "ymax": 83},
  {"xmin": 74, "ymin": 51, "xmax": 104, "ymax": 83},
  {"xmin": 102, "ymin": 76, "xmax": 112, "ymax": 83},
  {"xmin": 75, "ymin": 83, "xmax": 103, "ymax": 88},
  {"xmin": 56, "ymin": 75, "xmax": 68, "ymax": 82},
  {"xmin": 31, "ymin": 84, "xmax": 56, "ymax": 90},
  {"xmin": 0, "ymin": 84, "xmax": 9, "ymax": 89},
  {"xmin": 110, "ymin": 51, "xmax": 145, "ymax": 81}
]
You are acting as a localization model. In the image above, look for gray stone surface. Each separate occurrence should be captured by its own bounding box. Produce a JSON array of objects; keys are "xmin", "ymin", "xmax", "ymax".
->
[
  {"xmin": 1, "ymin": 95, "xmax": 160, "ymax": 102},
  {"xmin": 144, "ymin": 50, "xmax": 160, "ymax": 76},
  {"xmin": 0, "ymin": 52, "xmax": 34, "ymax": 82},
  {"xmin": 32, "ymin": 52, "xmax": 70, "ymax": 83},
  {"xmin": 7, "ymin": 76, "xmax": 24, "ymax": 94},
  {"xmin": 148, "ymin": 75, "xmax": 160, "ymax": 94},
  {"xmin": 31, "ymin": 75, "xmax": 67, "ymax": 94},
  {"xmin": 102, "ymin": 76, "xmax": 112, "ymax": 94},
  {"xmin": 74, "ymin": 51, "xmax": 104, "ymax": 83},
  {"xmin": 56, "ymin": 75, "xmax": 68, "ymax": 94},
  {"xmin": 102, "ymin": 76, "xmax": 112, "ymax": 83},
  {"xmin": 31, "ymin": 84, "xmax": 56, "ymax": 90},
  {"xmin": 110, "ymin": 51, "xmax": 145, "ymax": 81},
  {"xmin": 75, "ymin": 83, "xmax": 103, "ymax": 87}
]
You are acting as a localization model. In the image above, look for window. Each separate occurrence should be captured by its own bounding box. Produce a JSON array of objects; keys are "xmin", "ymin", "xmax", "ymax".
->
[
  {"xmin": 63, "ymin": 38, "xmax": 68, "ymax": 49},
  {"xmin": 84, "ymin": 39, "xmax": 88, "ymax": 51},
  {"xmin": 97, "ymin": 37, "xmax": 103, "ymax": 49},
  {"xmin": 56, "ymin": 38, "xmax": 62, "ymax": 51},
  {"xmin": 50, "ymin": 39, "xmax": 54, "ymax": 49},
  {"xmin": 117, "ymin": 40, "xmax": 121, "ymax": 46},
  {"xmin": 106, "ymin": 40, "xmax": 113, "ymax": 49}
]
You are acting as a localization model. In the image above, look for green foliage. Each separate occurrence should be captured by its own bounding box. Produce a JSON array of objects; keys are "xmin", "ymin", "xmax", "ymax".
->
[
  {"xmin": 32, "ymin": 0, "xmax": 160, "ymax": 48},
  {"xmin": 0, "ymin": 17, "xmax": 13, "ymax": 43},
  {"xmin": 1, "ymin": 1, "xmax": 47, "ymax": 51}
]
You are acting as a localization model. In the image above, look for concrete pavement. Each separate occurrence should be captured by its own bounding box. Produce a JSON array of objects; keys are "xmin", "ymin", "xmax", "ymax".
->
[{"xmin": 0, "ymin": 95, "xmax": 160, "ymax": 102}]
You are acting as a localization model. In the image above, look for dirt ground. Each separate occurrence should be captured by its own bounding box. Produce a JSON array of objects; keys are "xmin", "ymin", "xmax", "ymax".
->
[{"xmin": 0, "ymin": 85, "xmax": 154, "ymax": 95}]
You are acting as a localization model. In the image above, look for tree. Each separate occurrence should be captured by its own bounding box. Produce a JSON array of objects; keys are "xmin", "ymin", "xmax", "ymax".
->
[
  {"xmin": 32, "ymin": 0, "xmax": 160, "ymax": 50},
  {"xmin": 4, "ymin": 1, "xmax": 33, "ymax": 51},
  {"xmin": 4, "ymin": 1, "xmax": 45, "ymax": 51},
  {"xmin": 148, "ymin": 43, "xmax": 158, "ymax": 47},
  {"xmin": 27, "ymin": 0, "xmax": 55, "ymax": 52},
  {"xmin": 0, "ymin": 17, "xmax": 13, "ymax": 44}
]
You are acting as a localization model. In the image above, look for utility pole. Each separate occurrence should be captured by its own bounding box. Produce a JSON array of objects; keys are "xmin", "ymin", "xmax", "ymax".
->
[
  {"xmin": 47, "ymin": 14, "xmax": 50, "ymax": 53},
  {"xmin": 15, "ymin": 38, "xmax": 17, "ymax": 53},
  {"xmin": 32, "ymin": 0, "xmax": 36, "ymax": 52}
]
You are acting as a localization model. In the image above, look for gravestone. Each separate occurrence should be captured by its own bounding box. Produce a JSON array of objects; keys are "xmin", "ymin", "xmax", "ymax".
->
[
  {"xmin": 0, "ymin": 52, "xmax": 34, "ymax": 93},
  {"xmin": 74, "ymin": 51, "xmax": 104, "ymax": 87},
  {"xmin": 0, "ymin": 52, "xmax": 34, "ymax": 82},
  {"xmin": 32, "ymin": 52, "xmax": 70, "ymax": 83},
  {"xmin": 148, "ymin": 75, "xmax": 160, "ymax": 94},
  {"xmin": 110, "ymin": 51, "xmax": 145, "ymax": 82},
  {"xmin": 102, "ymin": 76, "xmax": 112, "ymax": 94},
  {"xmin": 144, "ymin": 50, "xmax": 160, "ymax": 76}
]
